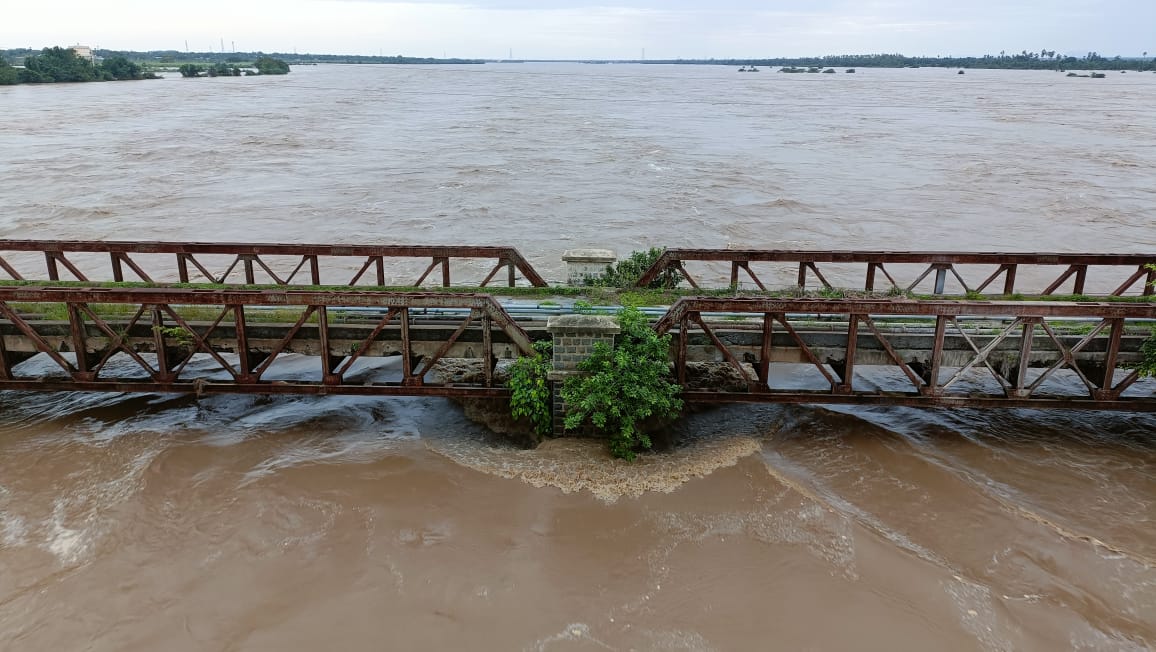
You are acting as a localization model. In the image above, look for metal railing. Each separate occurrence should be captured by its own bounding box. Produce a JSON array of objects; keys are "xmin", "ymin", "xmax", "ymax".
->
[
  {"xmin": 636, "ymin": 249, "xmax": 1156, "ymax": 296},
  {"xmin": 658, "ymin": 297, "xmax": 1156, "ymax": 410},
  {"xmin": 0, "ymin": 286, "xmax": 534, "ymax": 396},
  {"xmin": 0, "ymin": 240, "xmax": 549, "ymax": 288}
]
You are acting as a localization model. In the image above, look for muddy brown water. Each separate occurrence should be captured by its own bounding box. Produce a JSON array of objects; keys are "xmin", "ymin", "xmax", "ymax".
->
[{"xmin": 0, "ymin": 64, "xmax": 1154, "ymax": 650}]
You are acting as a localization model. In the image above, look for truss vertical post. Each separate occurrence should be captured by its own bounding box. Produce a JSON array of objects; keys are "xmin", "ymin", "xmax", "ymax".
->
[
  {"xmin": 177, "ymin": 254, "xmax": 190, "ymax": 283},
  {"xmin": 934, "ymin": 266, "xmax": 948, "ymax": 295},
  {"xmin": 1094, "ymin": 318, "xmax": 1125, "ymax": 400},
  {"xmin": 757, "ymin": 313, "xmax": 773, "ymax": 390},
  {"xmin": 150, "ymin": 306, "xmax": 174, "ymax": 382},
  {"xmin": 0, "ymin": 332, "xmax": 11, "ymax": 380},
  {"xmin": 1003, "ymin": 265, "xmax": 1018, "ymax": 295},
  {"xmin": 922, "ymin": 315, "xmax": 947, "ymax": 395},
  {"xmin": 1011, "ymin": 318, "xmax": 1038, "ymax": 398},
  {"xmin": 317, "ymin": 306, "xmax": 342, "ymax": 385},
  {"xmin": 234, "ymin": 306, "xmax": 257, "ymax": 383},
  {"xmin": 243, "ymin": 256, "xmax": 256, "ymax": 284},
  {"xmin": 67, "ymin": 303, "xmax": 96, "ymax": 381},
  {"xmin": 836, "ymin": 316, "xmax": 859, "ymax": 394},
  {"xmin": 308, "ymin": 255, "xmax": 321, "ymax": 285},
  {"xmin": 1073, "ymin": 265, "xmax": 1088, "ymax": 295},
  {"xmin": 400, "ymin": 307, "xmax": 416, "ymax": 385},
  {"xmin": 482, "ymin": 314, "xmax": 494, "ymax": 387},
  {"xmin": 110, "ymin": 253, "xmax": 124, "ymax": 282},
  {"xmin": 44, "ymin": 253, "xmax": 60, "ymax": 281},
  {"xmin": 677, "ymin": 314, "xmax": 689, "ymax": 386}
]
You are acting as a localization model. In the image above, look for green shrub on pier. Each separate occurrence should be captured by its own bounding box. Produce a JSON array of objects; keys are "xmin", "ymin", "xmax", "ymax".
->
[
  {"xmin": 561, "ymin": 307, "xmax": 682, "ymax": 460},
  {"xmin": 508, "ymin": 340, "xmax": 553, "ymax": 437},
  {"xmin": 591, "ymin": 248, "xmax": 679, "ymax": 289},
  {"xmin": 1141, "ymin": 264, "xmax": 1156, "ymax": 378},
  {"xmin": 1139, "ymin": 332, "xmax": 1156, "ymax": 378}
]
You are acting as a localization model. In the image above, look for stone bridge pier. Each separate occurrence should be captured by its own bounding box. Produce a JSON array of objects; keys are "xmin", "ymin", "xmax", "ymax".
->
[{"xmin": 545, "ymin": 314, "xmax": 619, "ymax": 437}]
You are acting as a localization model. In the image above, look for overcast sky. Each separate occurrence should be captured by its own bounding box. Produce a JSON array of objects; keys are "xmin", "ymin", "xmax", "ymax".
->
[{"xmin": 3, "ymin": 0, "xmax": 1153, "ymax": 59}]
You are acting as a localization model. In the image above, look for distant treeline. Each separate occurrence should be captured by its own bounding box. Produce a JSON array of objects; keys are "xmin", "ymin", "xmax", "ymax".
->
[
  {"xmin": 636, "ymin": 51, "xmax": 1156, "ymax": 71},
  {"xmin": 0, "ymin": 48, "xmax": 293, "ymax": 85},
  {"xmin": 4, "ymin": 48, "xmax": 1153, "ymax": 73},
  {"xmin": 1, "ymin": 48, "xmax": 485, "ymax": 67},
  {"xmin": 0, "ymin": 47, "xmax": 158, "ymax": 85}
]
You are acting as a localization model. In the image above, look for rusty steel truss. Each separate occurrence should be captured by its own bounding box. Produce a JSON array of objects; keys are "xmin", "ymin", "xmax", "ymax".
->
[
  {"xmin": 0, "ymin": 287, "xmax": 534, "ymax": 397},
  {"xmin": 657, "ymin": 298, "xmax": 1156, "ymax": 411},
  {"xmin": 636, "ymin": 249, "xmax": 1156, "ymax": 296},
  {"xmin": 0, "ymin": 240, "xmax": 548, "ymax": 288},
  {"xmin": 0, "ymin": 287, "xmax": 1154, "ymax": 412}
]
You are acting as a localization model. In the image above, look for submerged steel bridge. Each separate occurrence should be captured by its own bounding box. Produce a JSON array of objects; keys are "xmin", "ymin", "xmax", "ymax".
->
[{"xmin": 0, "ymin": 240, "xmax": 1153, "ymax": 412}]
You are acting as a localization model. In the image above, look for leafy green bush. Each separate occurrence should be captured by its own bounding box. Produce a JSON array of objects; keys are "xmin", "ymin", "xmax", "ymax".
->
[
  {"xmin": 561, "ymin": 307, "xmax": 682, "ymax": 460},
  {"xmin": 102, "ymin": 56, "xmax": 150, "ymax": 80},
  {"xmin": 178, "ymin": 64, "xmax": 203, "ymax": 78},
  {"xmin": 19, "ymin": 47, "xmax": 99, "ymax": 83},
  {"xmin": 1139, "ymin": 330, "xmax": 1156, "ymax": 378},
  {"xmin": 0, "ymin": 60, "xmax": 18, "ymax": 85},
  {"xmin": 590, "ymin": 248, "xmax": 679, "ymax": 289},
  {"xmin": 254, "ymin": 56, "xmax": 290, "ymax": 75},
  {"xmin": 1141, "ymin": 264, "xmax": 1156, "ymax": 378},
  {"xmin": 509, "ymin": 340, "xmax": 553, "ymax": 437}
]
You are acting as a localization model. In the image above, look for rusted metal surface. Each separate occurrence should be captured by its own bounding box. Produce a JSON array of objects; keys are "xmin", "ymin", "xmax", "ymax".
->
[
  {"xmin": 0, "ymin": 287, "xmax": 534, "ymax": 397},
  {"xmin": 1, "ymin": 288, "xmax": 1154, "ymax": 411},
  {"xmin": 0, "ymin": 240, "xmax": 548, "ymax": 288},
  {"xmin": 659, "ymin": 297, "xmax": 1156, "ymax": 410},
  {"xmin": 637, "ymin": 249, "xmax": 1156, "ymax": 296}
]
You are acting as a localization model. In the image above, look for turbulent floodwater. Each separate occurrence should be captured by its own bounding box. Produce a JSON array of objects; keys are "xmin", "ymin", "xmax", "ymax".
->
[{"xmin": 0, "ymin": 64, "xmax": 1155, "ymax": 650}]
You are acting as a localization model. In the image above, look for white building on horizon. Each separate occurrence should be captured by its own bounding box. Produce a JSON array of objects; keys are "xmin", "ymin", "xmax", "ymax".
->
[{"xmin": 69, "ymin": 45, "xmax": 94, "ymax": 61}]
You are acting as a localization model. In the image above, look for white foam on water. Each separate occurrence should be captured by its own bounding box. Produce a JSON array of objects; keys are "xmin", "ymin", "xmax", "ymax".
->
[
  {"xmin": 0, "ymin": 513, "xmax": 27, "ymax": 547},
  {"xmin": 525, "ymin": 623, "xmax": 613, "ymax": 652},
  {"xmin": 428, "ymin": 434, "xmax": 761, "ymax": 503},
  {"xmin": 45, "ymin": 498, "xmax": 94, "ymax": 565},
  {"xmin": 944, "ymin": 575, "xmax": 1013, "ymax": 652},
  {"xmin": 34, "ymin": 444, "xmax": 164, "ymax": 566},
  {"xmin": 636, "ymin": 629, "xmax": 718, "ymax": 652}
]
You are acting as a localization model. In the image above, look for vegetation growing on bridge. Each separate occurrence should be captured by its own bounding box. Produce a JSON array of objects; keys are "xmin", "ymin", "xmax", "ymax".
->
[
  {"xmin": 1143, "ymin": 265, "xmax": 1156, "ymax": 378},
  {"xmin": 560, "ymin": 307, "xmax": 683, "ymax": 460},
  {"xmin": 1140, "ymin": 335, "xmax": 1156, "ymax": 378},
  {"xmin": 509, "ymin": 340, "xmax": 554, "ymax": 437},
  {"xmin": 589, "ymin": 248, "xmax": 680, "ymax": 289}
]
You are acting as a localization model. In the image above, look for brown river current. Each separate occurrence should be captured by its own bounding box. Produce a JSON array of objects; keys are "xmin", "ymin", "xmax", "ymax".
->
[{"xmin": 1, "ymin": 64, "xmax": 1155, "ymax": 650}]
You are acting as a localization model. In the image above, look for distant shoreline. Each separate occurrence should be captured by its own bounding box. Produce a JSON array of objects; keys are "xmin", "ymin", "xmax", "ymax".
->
[{"xmin": 4, "ymin": 49, "xmax": 1153, "ymax": 73}]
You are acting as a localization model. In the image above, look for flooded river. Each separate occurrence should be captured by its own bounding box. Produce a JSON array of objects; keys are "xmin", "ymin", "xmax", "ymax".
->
[{"xmin": 0, "ymin": 64, "xmax": 1154, "ymax": 650}]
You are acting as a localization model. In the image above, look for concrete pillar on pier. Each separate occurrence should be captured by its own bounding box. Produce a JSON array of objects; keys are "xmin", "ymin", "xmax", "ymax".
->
[
  {"xmin": 562, "ymin": 249, "xmax": 616, "ymax": 286},
  {"xmin": 546, "ymin": 314, "xmax": 619, "ymax": 437}
]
